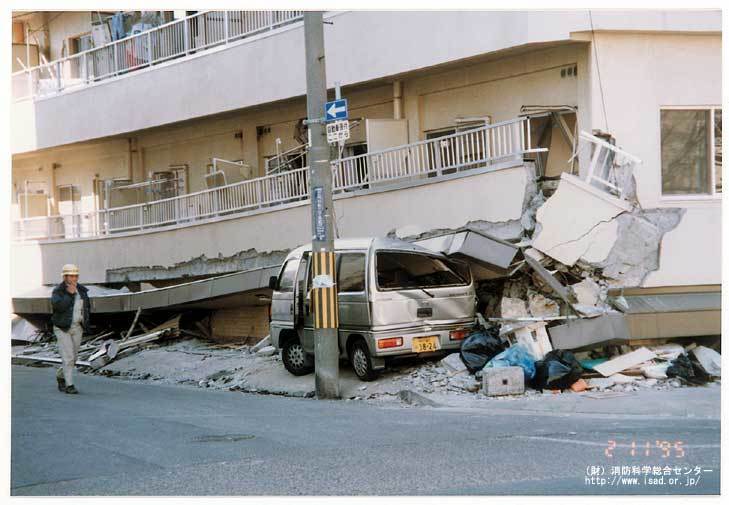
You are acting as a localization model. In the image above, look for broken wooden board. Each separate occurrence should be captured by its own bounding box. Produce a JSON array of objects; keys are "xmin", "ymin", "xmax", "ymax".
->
[
  {"xmin": 124, "ymin": 307, "xmax": 142, "ymax": 339},
  {"xmin": 149, "ymin": 315, "xmax": 182, "ymax": 336},
  {"xmin": 12, "ymin": 354, "xmax": 92, "ymax": 367},
  {"xmin": 593, "ymin": 347, "xmax": 657, "ymax": 377},
  {"xmin": 88, "ymin": 328, "xmax": 172, "ymax": 369}
]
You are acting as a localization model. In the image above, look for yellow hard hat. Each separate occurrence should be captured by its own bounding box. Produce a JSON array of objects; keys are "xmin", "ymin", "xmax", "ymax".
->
[{"xmin": 62, "ymin": 264, "xmax": 79, "ymax": 276}]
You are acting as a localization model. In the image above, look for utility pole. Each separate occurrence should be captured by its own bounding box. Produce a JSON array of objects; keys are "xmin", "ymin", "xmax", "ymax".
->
[{"xmin": 304, "ymin": 11, "xmax": 340, "ymax": 399}]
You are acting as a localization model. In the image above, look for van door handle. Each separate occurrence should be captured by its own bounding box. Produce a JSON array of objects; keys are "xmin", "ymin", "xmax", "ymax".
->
[{"xmin": 289, "ymin": 304, "xmax": 294, "ymax": 314}]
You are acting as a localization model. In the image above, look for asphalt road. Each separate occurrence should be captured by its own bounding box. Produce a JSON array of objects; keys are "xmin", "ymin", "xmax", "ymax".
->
[{"xmin": 11, "ymin": 365, "xmax": 720, "ymax": 495}]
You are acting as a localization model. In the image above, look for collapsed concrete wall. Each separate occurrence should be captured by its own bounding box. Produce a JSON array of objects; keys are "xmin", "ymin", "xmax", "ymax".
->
[
  {"xmin": 393, "ymin": 164, "xmax": 538, "ymax": 243},
  {"xmin": 108, "ymin": 249, "xmax": 289, "ymax": 283},
  {"xmin": 531, "ymin": 173, "xmax": 684, "ymax": 288}
]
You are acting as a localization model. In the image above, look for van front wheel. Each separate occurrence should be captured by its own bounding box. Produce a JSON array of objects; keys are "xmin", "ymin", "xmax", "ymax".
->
[
  {"xmin": 282, "ymin": 339, "xmax": 314, "ymax": 376},
  {"xmin": 349, "ymin": 339, "xmax": 378, "ymax": 382}
]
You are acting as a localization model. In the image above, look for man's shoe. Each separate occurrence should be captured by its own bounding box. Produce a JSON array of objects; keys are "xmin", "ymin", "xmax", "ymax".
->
[
  {"xmin": 57, "ymin": 377, "xmax": 66, "ymax": 392},
  {"xmin": 65, "ymin": 385, "xmax": 78, "ymax": 394}
]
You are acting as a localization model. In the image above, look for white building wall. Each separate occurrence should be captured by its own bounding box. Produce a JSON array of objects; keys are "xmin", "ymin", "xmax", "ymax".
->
[
  {"xmin": 579, "ymin": 32, "xmax": 721, "ymax": 287},
  {"xmin": 10, "ymin": 12, "xmax": 721, "ymax": 292},
  {"xmin": 11, "ymin": 10, "xmax": 719, "ymax": 154}
]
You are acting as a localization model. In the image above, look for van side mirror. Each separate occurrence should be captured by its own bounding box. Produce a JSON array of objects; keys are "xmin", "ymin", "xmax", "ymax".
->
[{"xmin": 268, "ymin": 275, "xmax": 278, "ymax": 290}]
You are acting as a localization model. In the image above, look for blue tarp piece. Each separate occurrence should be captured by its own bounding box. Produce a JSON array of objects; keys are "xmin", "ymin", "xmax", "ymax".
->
[{"xmin": 486, "ymin": 344, "xmax": 536, "ymax": 380}]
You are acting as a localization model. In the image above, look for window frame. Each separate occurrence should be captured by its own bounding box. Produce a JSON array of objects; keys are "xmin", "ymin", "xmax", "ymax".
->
[
  {"xmin": 374, "ymin": 250, "xmax": 470, "ymax": 292},
  {"xmin": 660, "ymin": 105, "xmax": 722, "ymax": 201},
  {"xmin": 276, "ymin": 258, "xmax": 300, "ymax": 292}
]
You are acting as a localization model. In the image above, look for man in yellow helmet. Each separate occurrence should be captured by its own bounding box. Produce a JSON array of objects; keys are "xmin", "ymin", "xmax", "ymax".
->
[{"xmin": 50, "ymin": 264, "xmax": 90, "ymax": 394}]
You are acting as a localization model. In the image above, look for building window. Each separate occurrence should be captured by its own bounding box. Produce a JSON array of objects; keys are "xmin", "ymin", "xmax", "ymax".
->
[
  {"xmin": 661, "ymin": 107, "xmax": 722, "ymax": 196},
  {"xmin": 57, "ymin": 184, "xmax": 80, "ymax": 215}
]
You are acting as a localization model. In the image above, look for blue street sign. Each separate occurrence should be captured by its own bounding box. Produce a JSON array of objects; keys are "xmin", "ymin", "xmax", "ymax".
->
[
  {"xmin": 324, "ymin": 99, "xmax": 348, "ymax": 122},
  {"xmin": 312, "ymin": 187, "xmax": 326, "ymax": 240}
]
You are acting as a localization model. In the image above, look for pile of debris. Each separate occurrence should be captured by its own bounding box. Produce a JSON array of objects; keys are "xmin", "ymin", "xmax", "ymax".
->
[
  {"xmin": 11, "ymin": 310, "xmax": 184, "ymax": 371},
  {"xmin": 434, "ymin": 324, "xmax": 721, "ymax": 399}
]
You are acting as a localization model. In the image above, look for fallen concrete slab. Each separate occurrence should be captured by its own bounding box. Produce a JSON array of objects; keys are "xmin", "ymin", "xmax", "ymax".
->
[
  {"xmin": 532, "ymin": 173, "xmax": 632, "ymax": 267},
  {"xmin": 414, "ymin": 228, "xmax": 519, "ymax": 280},
  {"xmin": 548, "ymin": 313, "xmax": 630, "ymax": 350},
  {"xmin": 12, "ymin": 265, "xmax": 280, "ymax": 316}
]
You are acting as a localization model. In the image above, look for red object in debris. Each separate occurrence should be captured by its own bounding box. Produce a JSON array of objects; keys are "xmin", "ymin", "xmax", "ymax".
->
[{"xmin": 570, "ymin": 379, "xmax": 588, "ymax": 392}]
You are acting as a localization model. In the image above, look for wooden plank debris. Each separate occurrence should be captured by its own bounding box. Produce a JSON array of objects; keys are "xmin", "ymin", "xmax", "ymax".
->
[
  {"xmin": 593, "ymin": 347, "xmax": 657, "ymax": 377},
  {"xmin": 194, "ymin": 321, "xmax": 211, "ymax": 339},
  {"xmin": 12, "ymin": 354, "xmax": 92, "ymax": 367},
  {"xmin": 150, "ymin": 315, "xmax": 181, "ymax": 336},
  {"xmin": 124, "ymin": 308, "xmax": 142, "ymax": 340},
  {"xmin": 15, "ymin": 314, "xmax": 185, "ymax": 371}
]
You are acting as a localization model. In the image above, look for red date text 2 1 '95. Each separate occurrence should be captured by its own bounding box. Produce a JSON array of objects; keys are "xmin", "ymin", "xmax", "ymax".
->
[{"xmin": 605, "ymin": 441, "xmax": 685, "ymax": 458}]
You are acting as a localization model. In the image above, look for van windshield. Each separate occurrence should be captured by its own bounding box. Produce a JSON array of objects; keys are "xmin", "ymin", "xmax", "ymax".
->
[{"xmin": 376, "ymin": 251, "xmax": 469, "ymax": 290}]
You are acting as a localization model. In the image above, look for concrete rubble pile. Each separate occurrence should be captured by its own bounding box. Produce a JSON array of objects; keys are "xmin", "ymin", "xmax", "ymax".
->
[{"xmin": 420, "ymin": 135, "xmax": 720, "ymax": 400}]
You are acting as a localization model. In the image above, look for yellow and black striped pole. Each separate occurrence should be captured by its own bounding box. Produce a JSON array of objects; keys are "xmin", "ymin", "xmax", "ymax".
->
[{"xmin": 311, "ymin": 250, "xmax": 339, "ymax": 329}]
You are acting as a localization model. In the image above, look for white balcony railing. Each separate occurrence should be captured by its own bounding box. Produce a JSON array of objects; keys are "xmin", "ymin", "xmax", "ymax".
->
[
  {"xmin": 580, "ymin": 131, "xmax": 642, "ymax": 200},
  {"xmin": 12, "ymin": 116, "xmax": 543, "ymax": 242},
  {"xmin": 11, "ymin": 10, "xmax": 304, "ymax": 101}
]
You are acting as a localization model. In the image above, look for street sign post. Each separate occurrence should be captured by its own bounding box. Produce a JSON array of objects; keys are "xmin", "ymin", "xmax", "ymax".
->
[{"xmin": 325, "ymin": 98, "xmax": 348, "ymax": 122}]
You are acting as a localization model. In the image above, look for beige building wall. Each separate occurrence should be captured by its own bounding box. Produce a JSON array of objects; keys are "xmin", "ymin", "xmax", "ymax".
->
[
  {"xmin": 12, "ymin": 12, "xmax": 51, "ymax": 60},
  {"xmin": 402, "ymin": 44, "xmax": 582, "ymax": 140},
  {"xmin": 11, "ymin": 45, "xmax": 579, "ymax": 219},
  {"xmin": 48, "ymin": 11, "xmax": 92, "ymax": 61},
  {"xmin": 10, "ymin": 83, "xmax": 397, "ymax": 215},
  {"xmin": 11, "ymin": 139, "xmax": 130, "ymax": 218},
  {"xmin": 210, "ymin": 306, "xmax": 269, "ymax": 343}
]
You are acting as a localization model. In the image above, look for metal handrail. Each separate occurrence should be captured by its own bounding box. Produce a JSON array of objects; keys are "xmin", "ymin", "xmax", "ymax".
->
[
  {"xmin": 12, "ymin": 116, "xmax": 543, "ymax": 241},
  {"xmin": 12, "ymin": 10, "xmax": 304, "ymax": 101},
  {"xmin": 265, "ymin": 143, "xmax": 309, "ymax": 175}
]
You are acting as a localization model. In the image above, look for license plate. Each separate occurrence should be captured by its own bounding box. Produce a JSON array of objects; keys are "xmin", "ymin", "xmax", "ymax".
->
[{"xmin": 412, "ymin": 336, "xmax": 440, "ymax": 353}]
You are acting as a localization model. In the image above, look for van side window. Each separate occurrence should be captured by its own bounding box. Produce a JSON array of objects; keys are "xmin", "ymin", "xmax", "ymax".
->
[
  {"xmin": 337, "ymin": 253, "xmax": 366, "ymax": 292},
  {"xmin": 277, "ymin": 259, "xmax": 299, "ymax": 292}
]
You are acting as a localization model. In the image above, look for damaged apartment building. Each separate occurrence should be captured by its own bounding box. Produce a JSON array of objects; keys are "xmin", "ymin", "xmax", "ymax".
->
[{"xmin": 10, "ymin": 10, "xmax": 721, "ymax": 351}]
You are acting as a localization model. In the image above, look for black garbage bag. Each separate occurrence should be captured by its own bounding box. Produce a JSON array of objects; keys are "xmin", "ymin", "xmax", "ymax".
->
[
  {"xmin": 666, "ymin": 353, "xmax": 712, "ymax": 386},
  {"xmin": 533, "ymin": 349, "xmax": 584, "ymax": 391},
  {"xmin": 459, "ymin": 328, "xmax": 506, "ymax": 374}
]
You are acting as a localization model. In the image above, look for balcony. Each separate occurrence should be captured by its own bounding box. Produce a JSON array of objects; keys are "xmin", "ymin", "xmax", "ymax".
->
[
  {"xmin": 13, "ymin": 117, "xmax": 541, "ymax": 242},
  {"xmin": 12, "ymin": 10, "xmax": 304, "ymax": 101}
]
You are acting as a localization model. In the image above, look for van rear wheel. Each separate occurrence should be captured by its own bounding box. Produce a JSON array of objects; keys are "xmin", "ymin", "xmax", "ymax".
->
[
  {"xmin": 349, "ymin": 339, "xmax": 378, "ymax": 382},
  {"xmin": 282, "ymin": 339, "xmax": 314, "ymax": 376}
]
